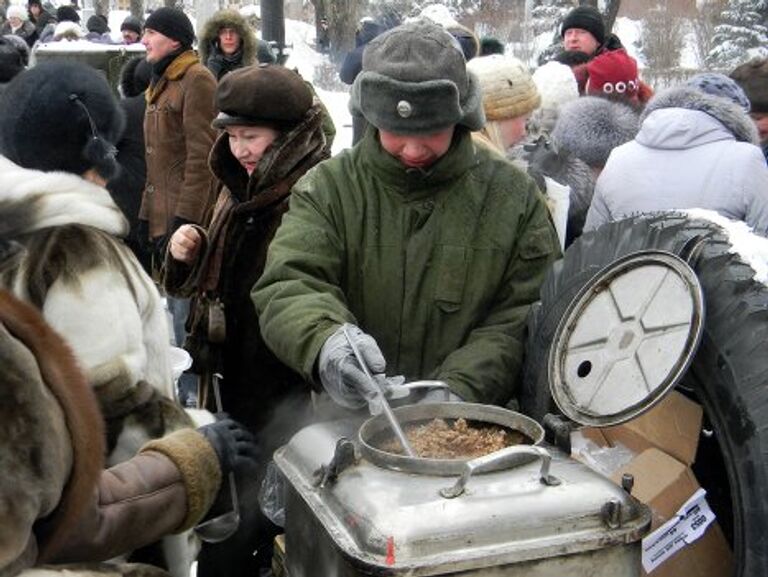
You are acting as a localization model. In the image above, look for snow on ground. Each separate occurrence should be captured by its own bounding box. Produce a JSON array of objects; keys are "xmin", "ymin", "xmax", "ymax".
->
[{"xmin": 284, "ymin": 18, "xmax": 353, "ymax": 153}]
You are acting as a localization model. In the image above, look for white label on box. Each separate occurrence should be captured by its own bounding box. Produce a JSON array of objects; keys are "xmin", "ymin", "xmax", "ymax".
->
[{"xmin": 641, "ymin": 488, "xmax": 716, "ymax": 573}]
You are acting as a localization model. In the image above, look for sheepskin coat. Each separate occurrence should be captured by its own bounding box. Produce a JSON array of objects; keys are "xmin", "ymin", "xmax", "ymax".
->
[
  {"xmin": 0, "ymin": 156, "xmax": 174, "ymax": 401},
  {"xmin": 0, "ymin": 289, "xmax": 220, "ymax": 577},
  {"xmin": 586, "ymin": 86, "xmax": 768, "ymax": 235}
]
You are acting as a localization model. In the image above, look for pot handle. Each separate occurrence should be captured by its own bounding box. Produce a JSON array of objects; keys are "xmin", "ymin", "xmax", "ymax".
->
[{"xmin": 439, "ymin": 445, "xmax": 561, "ymax": 499}]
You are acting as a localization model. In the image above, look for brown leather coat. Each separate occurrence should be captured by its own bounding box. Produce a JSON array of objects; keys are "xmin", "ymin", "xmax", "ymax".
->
[
  {"xmin": 0, "ymin": 289, "xmax": 221, "ymax": 577},
  {"xmin": 140, "ymin": 51, "xmax": 217, "ymax": 240}
]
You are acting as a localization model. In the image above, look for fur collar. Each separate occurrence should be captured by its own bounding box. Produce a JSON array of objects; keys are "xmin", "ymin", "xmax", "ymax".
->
[
  {"xmin": 209, "ymin": 104, "xmax": 330, "ymax": 203},
  {"xmin": 643, "ymin": 86, "xmax": 759, "ymax": 145},
  {"xmin": 0, "ymin": 156, "xmax": 128, "ymax": 240},
  {"xmin": 145, "ymin": 50, "xmax": 200, "ymax": 104},
  {"xmin": 198, "ymin": 9, "xmax": 256, "ymax": 67}
]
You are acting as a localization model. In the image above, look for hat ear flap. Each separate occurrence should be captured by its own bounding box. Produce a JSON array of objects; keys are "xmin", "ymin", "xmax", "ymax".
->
[{"xmin": 83, "ymin": 136, "xmax": 119, "ymax": 180}]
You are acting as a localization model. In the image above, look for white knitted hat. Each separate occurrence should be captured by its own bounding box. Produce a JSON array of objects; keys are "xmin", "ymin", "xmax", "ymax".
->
[
  {"xmin": 532, "ymin": 61, "xmax": 579, "ymax": 114},
  {"xmin": 6, "ymin": 4, "xmax": 28, "ymax": 21},
  {"xmin": 467, "ymin": 54, "xmax": 541, "ymax": 121}
]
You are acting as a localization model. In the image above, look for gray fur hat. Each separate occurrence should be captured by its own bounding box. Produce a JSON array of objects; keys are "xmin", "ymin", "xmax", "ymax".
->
[
  {"xmin": 552, "ymin": 96, "xmax": 639, "ymax": 168},
  {"xmin": 350, "ymin": 19, "xmax": 485, "ymax": 134}
]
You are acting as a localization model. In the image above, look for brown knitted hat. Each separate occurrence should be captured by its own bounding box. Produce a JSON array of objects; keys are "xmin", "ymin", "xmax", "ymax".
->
[
  {"xmin": 467, "ymin": 54, "xmax": 541, "ymax": 121},
  {"xmin": 212, "ymin": 64, "xmax": 313, "ymax": 129}
]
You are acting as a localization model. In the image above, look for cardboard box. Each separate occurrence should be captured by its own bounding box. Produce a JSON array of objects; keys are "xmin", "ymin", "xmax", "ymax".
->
[
  {"xmin": 603, "ymin": 391, "xmax": 703, "ymax": 466},
  {"xmin": 612, "ymin": 448, "xmax": 733, "ymax": 577},
  {"xmin": 572, "ymin": 393, "xmax": 731, "ymax": 577}
]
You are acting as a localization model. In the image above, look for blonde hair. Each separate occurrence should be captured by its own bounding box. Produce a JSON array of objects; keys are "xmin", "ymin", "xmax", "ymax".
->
[{"xmin": 478, "ymin": 120, "xmax": 506, "ymax": 153}]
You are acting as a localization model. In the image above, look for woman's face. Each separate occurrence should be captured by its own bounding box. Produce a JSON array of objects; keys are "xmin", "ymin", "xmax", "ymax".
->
[
  {"xmin": 8, "ymin": 16, "xmax": 22, "ymax": 28},
  {"xmin": 226, "ymin": 125, "xmax": 280, "ymax": 175},
  {"xmin": 498, "ymin": 115, "xmax": 530, "ymax": 149}
]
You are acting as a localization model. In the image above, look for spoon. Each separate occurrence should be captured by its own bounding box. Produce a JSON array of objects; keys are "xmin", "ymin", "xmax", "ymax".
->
[
  {"xmin": 195, "ymin": 373, "xmax": 241, "ymax": 543},
  {"xmin": 342, "ymin": 326, "xmax": 416, "ymax": 457}
]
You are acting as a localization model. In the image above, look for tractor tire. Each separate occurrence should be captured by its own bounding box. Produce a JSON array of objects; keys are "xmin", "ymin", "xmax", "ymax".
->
[{"xmin": 521, "ymin": 213, "xmax": 768, "ymax": 576}]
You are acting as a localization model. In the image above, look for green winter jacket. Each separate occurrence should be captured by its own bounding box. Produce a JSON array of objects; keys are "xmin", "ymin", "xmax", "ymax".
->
[{"xmin": 252, "ymin": 128, "xmax": 560, "ymax": 405}]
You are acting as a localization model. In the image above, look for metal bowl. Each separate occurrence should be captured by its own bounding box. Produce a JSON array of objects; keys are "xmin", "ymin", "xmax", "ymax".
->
[{"xmin": 358, "ymin": 402, "xmax": 545, "ymax": 476}]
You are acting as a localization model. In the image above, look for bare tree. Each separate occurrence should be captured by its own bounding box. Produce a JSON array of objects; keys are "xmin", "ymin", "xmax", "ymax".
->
[
  {"xmin": 691, "ymin": 0, "xmax": 720, "ymax": 70},
  {"xmin": 639, "ymin": 0, "xmax": 685, "ymax": 70},
  {"xmin": 262, "ymin": 0, "xmax": 286, "ymax": 59},
  {"xmin": 310, "ymin": 0, "xmax": 358, "ymax": 61},
  {"xmin": 130, "ymin": 0, "xmax": 144, "ymax": 19},
  {"xmin": 603, "ymin": 0, "xmax": 621, "ymax": 35},
  {"xmin": 93, "ymin": 0, "xmax": 109, "ymax": 17}
]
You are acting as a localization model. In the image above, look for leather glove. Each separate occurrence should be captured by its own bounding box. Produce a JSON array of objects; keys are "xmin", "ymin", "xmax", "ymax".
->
[
  {"xmin": 318, "ymin": 323, "xmax": 406, "ymax": 413},
  {"xmin": 198, "ymin": 417, "xmax": 260, "ymax": 477}
]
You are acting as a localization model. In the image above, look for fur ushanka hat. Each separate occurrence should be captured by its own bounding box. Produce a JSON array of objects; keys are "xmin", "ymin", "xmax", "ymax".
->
[
  {"xmin": 350, "ymin": 19, "xmax": 485, "ymax": 135},
  {"xmin": 0, "ymin": 61, "xmax": 125, "ymax": 179},
  {"xmin": 467, "ymin": 54, "xmax": 541, "ymax": 121},
  {"xmin": 552, "ymin": 95, "xmax": 639, "ymax": 168}
]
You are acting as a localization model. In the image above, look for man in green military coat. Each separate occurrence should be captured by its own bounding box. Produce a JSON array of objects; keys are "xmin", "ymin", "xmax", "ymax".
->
[{"xmin": 252, "ymin": 20, "xmax": 560, "ymax": 411}]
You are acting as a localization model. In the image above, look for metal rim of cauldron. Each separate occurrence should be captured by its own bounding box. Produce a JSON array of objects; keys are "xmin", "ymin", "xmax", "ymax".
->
[{"xmin": 358, "ymin": 402, "xmax": 545, "ymax": 476}]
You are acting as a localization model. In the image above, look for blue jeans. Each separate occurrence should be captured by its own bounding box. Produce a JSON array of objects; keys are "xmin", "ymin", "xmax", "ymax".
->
[{"xmin": 166, "ymin": 296, "xmax": 198, "ymax": 406}]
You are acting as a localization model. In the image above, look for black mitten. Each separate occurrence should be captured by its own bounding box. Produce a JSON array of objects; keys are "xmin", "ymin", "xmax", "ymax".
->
[{"xmin": 198, "ymin": 418, "xmax": 260, "ymax": 477}]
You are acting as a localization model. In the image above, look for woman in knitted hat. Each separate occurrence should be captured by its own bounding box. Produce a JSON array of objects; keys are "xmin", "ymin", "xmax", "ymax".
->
[
  {"xmin": 164, "ymin": 63, "xmax": 331, "ymax": 577},
  {"xmin": 467, "ymin": 54, "xmax": 541, "ymax": 153},
  {"xmin": 0, "ymin": 60, "xmax": 259, "ymax": 577},
  {"xmin": 586, "ymin": 74, "xmax": 768, "ymax": 235}
]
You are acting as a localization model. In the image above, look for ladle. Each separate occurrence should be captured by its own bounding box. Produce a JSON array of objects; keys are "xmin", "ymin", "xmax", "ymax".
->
[
  {"xmin": 194, "ymin": 373, "xmax": 241, "ymax": 543},
  {"xmin": 342, "ymin": 325, "xmax": 416, "ymax": 457}
]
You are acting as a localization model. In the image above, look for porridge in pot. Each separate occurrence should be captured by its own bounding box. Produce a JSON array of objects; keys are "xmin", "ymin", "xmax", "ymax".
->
[{"xmin": 377, "ymin": 417, "xmax": 532, "ymax": 459}]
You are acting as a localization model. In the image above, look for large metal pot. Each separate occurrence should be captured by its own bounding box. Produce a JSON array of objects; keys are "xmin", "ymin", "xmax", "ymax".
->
[{"xmin": 358, "ymin": 402, "xmax": 545, "ymax": 476}]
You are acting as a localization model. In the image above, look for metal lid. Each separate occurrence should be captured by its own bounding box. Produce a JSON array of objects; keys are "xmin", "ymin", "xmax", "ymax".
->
[{"xmin": 548, "ymin": 250, "xmax": 704, "ymax": 427}]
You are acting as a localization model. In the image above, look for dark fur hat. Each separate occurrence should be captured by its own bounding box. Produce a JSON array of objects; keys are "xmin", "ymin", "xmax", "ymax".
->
[
  {"xmin": 119, "ymin": 55, "xmax": 151, "ymax": 98},
  {"xmin": 552, "ymin": 95, "xmax": 639, "ymax": 167},
  {"xmin": 350, "ymin": 19, "xmax": 484, "ymax": 134},
  {"xmin": 0, "ymin": 36, "xmax": 28, "ymax": 83},
  {"xmin": 0, "ymin": 61, "xmax": 125, "ymax": 179}
]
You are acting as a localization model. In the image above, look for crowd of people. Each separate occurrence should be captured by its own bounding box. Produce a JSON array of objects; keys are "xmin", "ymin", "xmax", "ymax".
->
[{"xmin": 0, "ymin": 3, "xmax": 767, "ymax": 577}]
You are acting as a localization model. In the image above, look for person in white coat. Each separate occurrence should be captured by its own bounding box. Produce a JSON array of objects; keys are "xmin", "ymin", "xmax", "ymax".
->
[{"xmin": 586, "ymin": 73, "xmax": 768, "ymax": 235}]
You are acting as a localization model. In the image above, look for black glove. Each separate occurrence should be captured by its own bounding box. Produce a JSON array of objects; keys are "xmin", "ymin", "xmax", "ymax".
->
[{"xmin": 199, "ymin": 418, "xmax": 260, "ymax": 477}]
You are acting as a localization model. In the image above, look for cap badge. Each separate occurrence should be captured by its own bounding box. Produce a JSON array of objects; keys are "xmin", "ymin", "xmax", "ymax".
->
[{"xmin": 396, "ymin": 100, "xmax": 413, "ymax": 118}]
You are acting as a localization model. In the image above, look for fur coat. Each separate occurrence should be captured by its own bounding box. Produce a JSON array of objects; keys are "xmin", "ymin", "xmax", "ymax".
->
[
  {"xmin": 164, "ymin": 103, "xmax": 330, "ymax": 440},
  {"xmin": 0, "ymin": 290, "xmax": 221, "ymax": 577},
  {"xmin": 0, "ymin": 156, "xmax": 174, "ymax": 403}
]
